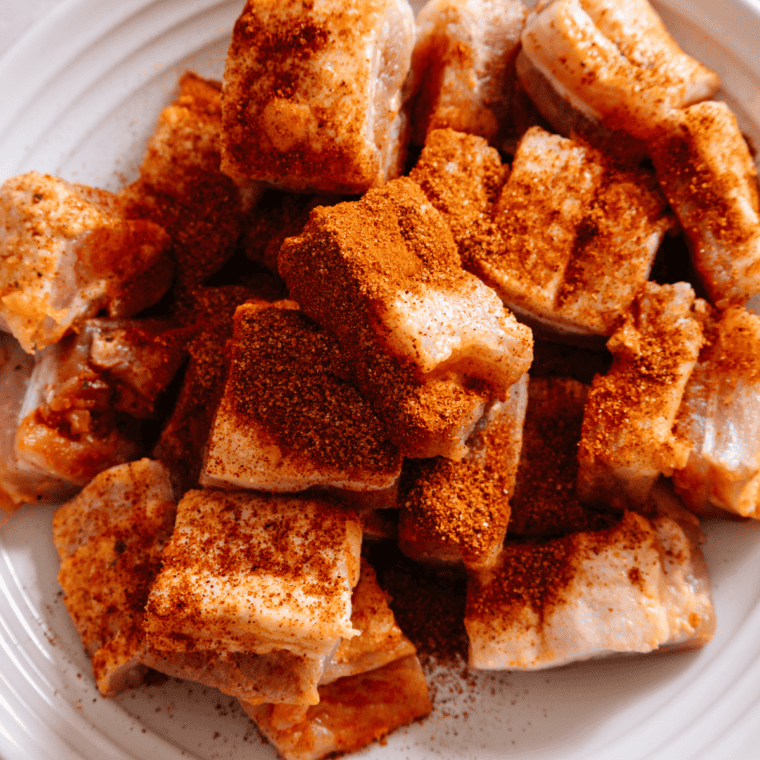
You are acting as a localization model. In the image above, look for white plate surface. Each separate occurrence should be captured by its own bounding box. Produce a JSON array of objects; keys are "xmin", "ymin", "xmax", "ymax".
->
[{"xmin": 1, "ymin": 1, "xmax": 760, "ymax": 759}]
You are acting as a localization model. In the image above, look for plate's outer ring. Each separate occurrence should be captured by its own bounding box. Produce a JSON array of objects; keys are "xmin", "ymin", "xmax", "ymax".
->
[{"xmin": 1, "ymin": 1, "xmax": 760, "ymax": 759}]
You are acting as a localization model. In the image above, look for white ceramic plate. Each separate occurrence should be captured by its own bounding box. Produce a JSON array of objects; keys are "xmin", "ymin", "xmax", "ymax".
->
[{"xmin": 2, "ymin": 1, "xmax": 760, "ymax": 759}]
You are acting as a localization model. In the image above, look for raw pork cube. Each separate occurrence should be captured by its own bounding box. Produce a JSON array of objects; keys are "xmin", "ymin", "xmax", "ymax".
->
[
  {"xmin": 320, "ymin": 559, "xmax": 416, "ymax": 684},
  {"xmin": 0, "ymin": 172, "xmax": 173, "ymax": 353},
  {"xmin": 465, "ymin": 485, "xmax": 715, "ymax": 670},
  {"xmin": 673, "ymin": 307, "xmax": 760, "ymax": 518},
  {"xmin": 469, "ymin": 127, "xmax": 673, "ymax": 338},
  {"xmin": 200, "ymin": 301, "xmax": 401, "ymax": 494},
  {"xmin": 411, "ymin": 0, "xmax": 527, "ymax": 149},
  {"xmin": 11, "ymin": 318, "xmax": 185, "ymax": 497},
  {"xmin": 519, "ymin": 0, "xmax": 719, "ymax": 140},
  {"xmin": 577, "ymin": 282, "xmax": 706, "ymax": 509},
  {"xmin": 52, "ymin": 459, "xmax": 176, "ymax": 696},
  {"xmin": 143, "ymin": 558, "xmax": 413, "ymax": 705},
  {"xmin": 397, "ymin": 373, "xmax": 527, "ymax": 570},
  {"xmin": 221, "ymin": 0, "xmax": 415, "ymax": 193},
  {"xmin": 409, "ymin": 128, "xmax": 506, "ymax": 268},
  {"xmin": 121, "ymin": 72, "xmax": 255, "ymax": 289},
  {"xmin": 145, "ymin": 490, "xmax": 362, "ymax": 658},
  {"xmin": 241, "ymin": 654, "xmax": 431, "ymax": 760},
  {"xmin": 508, "ymin": 376, "xmax": 617, "ymax": 538},
  {"xmin": 279, "ymin": 177, "xmax": 532, "ymax": 459},
  {"xmin": 649, "ymin": 101, "xmax": 760, "ymax": 309}
]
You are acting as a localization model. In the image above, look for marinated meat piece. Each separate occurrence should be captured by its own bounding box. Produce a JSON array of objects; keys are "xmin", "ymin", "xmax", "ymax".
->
[
  {"xmin": 649, "ymin": 101, "xmax": 760, "ymax": 309},
  {"xmin": 279, "ymin": 177, "xmax": 532, "ymax": 459},
  {"xmin": 78, "ymin": 318, "xmax": 187, "ymax": 418},
  {"xmin": 145, "ymin": 490, "xmax": 362, "ymax": 658},
  {"xmin": 397, "ymin": 373, "xmax": 527, "ymax": 570},
  {"xmin": 241, "ymin": 654, "xmax": 431, "ymax": 760},
  {"xmin": 143, "ymin": 558, "xmax": 413, "ymax": 704},
  {"xmin": 52, "ymin": 459, "xmax": 176, "ymax": 696},
  {"xmin": 508, "ymin": 376, "xmax": 617, "ymax": 538},
  {"xmin": 520, "ymin": 0, "xmax": 720, "ymax": 140},
  {"xmin": 7, "ymin": 317, "xmax": 186, "ymax": 500},
  {"xmin": 673, "ymin": 307, "xmax": 760, "ymax": 518},
  {"xmin": 577, "ymin": 282, "xmax": 706, "ymax": 509},
  {"xmin": 0, "ymin": 172, "xmax": 173, "ymax": 353},
  {"xmin": 221, "ymin": 0, "xmax": 415, "ymax": 193},
  {"xmin": 465, "ymin": 486, "xmax": 715, "ymax": 670},
  {"xmin": 121, "ymin": 72, "xmax": 254, "ymax": 289},
  {"xmin": 411, "ymin": 0, "xmax": 527, "ymax": 149},
  {"xmin": 468, "ymin": 127, "xmax": 673, "ymax": 339},
  {"xmin": 409, "ymin": 128, "xmax": 507, "ymax": 269},
  {"xmin": 321, "ymin": 559, "xmax": 415, "ymax": 684},
  {"xmin": 200, "ymin": 301, "xmax": 401, "ymax": 494}
]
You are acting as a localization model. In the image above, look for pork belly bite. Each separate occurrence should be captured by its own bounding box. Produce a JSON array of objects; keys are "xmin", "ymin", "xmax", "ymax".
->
[
  {"xmin": 649, "ymin": 101, "xmax": 760, "ymax": 309},
  {"xmin": 673, "ymin": 307, "xmax": 760, "ymax": 519},
  {"xmin": 120, "ymin": 72, "xmax": 252, "ymax": 289},
  {"xmin": 520, "ymin": 0, "xmax": 719, "ymax": 140},
  {"xmin": 241, "ymin": 654, "xmax": 431, "ymax": 760},
  {"xmin": 409, "ymin": 128, "xmax": 507, "ymax": 269},
  {"xmin": 201, "ymin": 301, "xmax": 401, "ymax": 494},
  {"xmin": 145, "ymin": 490, "xmax": 362, "ymax": 658},
  {"xmin": 12, "ymin": 318, "xmax": 185, "ymax": 495},
  {"xmin": 279, "ymin": 177, "xmax": 532, "ymax": 459},
  {"xmin": 577, "ymin": 282, "xmax": 706, "ymax": 509},
  {"xmin": 411, "ymin": 0, "xmax": 527, "ymax": 149},
  {"xmin": 0, "ymin": 172, "xmax": 173, "ymax": 353},
  {"xmin": 145, "ymin": 557, "xmax": 415, "ymax": 707},
  {"xmin": 397, "ymin": 373, "xmax": 527, "ymax": 570},
  {"xmin": 221, "ymin": 0, "xmax": 415, "ymax": 193},
  {"xmin": 52, "ymin": 459, "xmax": 176, "ymax": 696},
  {"xmin": 465, "ymin": 489, "xmax": 715, "ymax": 670},
  {"xmin": 467, "ymin": 127, "xmax": 672, "ymax": 339}
]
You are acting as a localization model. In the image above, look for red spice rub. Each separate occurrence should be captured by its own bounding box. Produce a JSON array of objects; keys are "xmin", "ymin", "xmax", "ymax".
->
[
  {"xmin": 202, "ymin": 300, "xmax": 401, "ymax": 490},
  {"xmin": 0, "ymin": 172, "xmax": 174, "ymax": 353},
  {"xmin": 648, "ymin": 101, "xmax": 760, "ymax": 308},
  {"xmin": 153, "ymin": 284, "xmax": 279, "ymax": 492}
]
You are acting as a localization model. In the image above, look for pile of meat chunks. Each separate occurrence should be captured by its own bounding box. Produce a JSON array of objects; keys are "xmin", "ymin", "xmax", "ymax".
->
[{"xmin": 2, "ymin": 0, "xmax": 760, "ymax": 758}]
